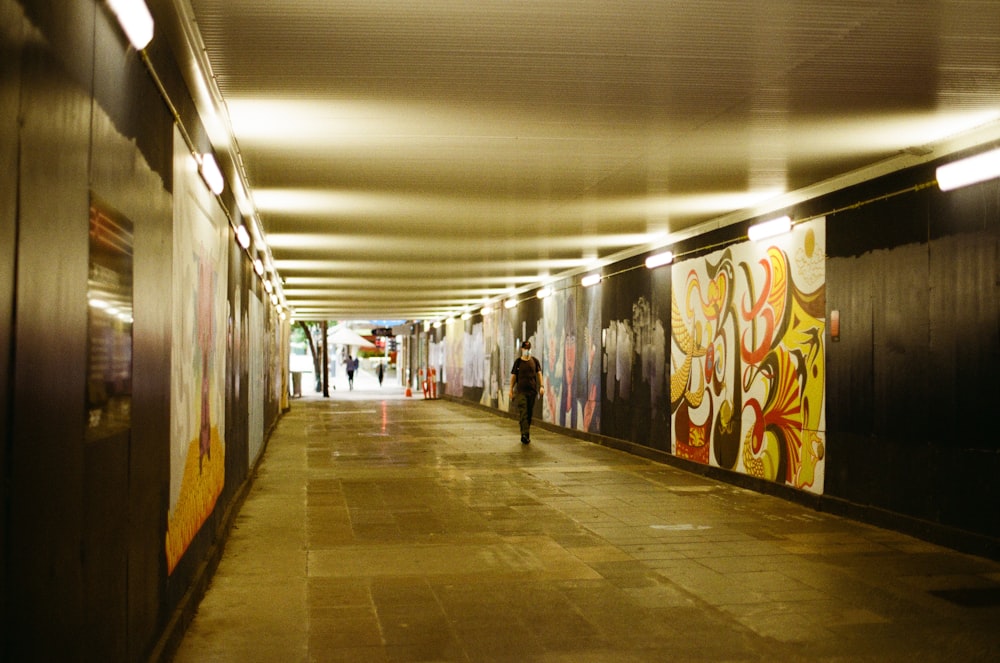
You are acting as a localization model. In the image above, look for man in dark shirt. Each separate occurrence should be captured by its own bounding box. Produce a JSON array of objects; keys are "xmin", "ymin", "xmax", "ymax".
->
[{"xmin": 509, "ymin": 340, "xmax": 544, "ymax": 444}]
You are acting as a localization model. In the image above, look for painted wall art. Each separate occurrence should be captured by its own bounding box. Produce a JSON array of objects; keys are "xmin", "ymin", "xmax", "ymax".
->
[
  {"xmin": 603, "ymin": 290, "xmax": 669, "ymax": 442},
  {"xmin": 167, "ymin": 131, "xmax": 229, "ymax": 573},
  {"xmin": 480, "ymin": 307, "xmax": 514, "ymax": 410},
  {"xmin": 444, "ymin": 318, "xmax": 465, "ymax": 397},
  {"xmin": 670, "ymin": 218, "xmax": 827, "ymax": 493},
  {"xmin": 543, "ymin": 286, "xmax": 601, "ymax": 432},
  {"xmin": 248, "ymin": 291, "xmax": 264, "ymax": 467}
]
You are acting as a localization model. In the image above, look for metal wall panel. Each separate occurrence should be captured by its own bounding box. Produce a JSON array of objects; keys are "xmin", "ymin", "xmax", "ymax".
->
[
  {"xmin": 8, "ymin": 16, "xmax": 94, "ymax": 660},
  {"xmin": 822, "ymin": 176, "xmax": 1000, "ymax": 540},
  {"xmin": 90, "ymin": 14, "xmax": 176, "ymax": 660},
  {"xmin": 0, "ymin": 0, "xmax": 26, "ymax": 647}
]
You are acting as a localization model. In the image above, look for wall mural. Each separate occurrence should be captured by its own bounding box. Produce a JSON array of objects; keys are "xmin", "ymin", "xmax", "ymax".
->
[
  {"xmin": 670, "ymin": 218, "xmax": 826, "ymax": 493},
  {"xmin": 269, "ymin": 307, "xmax": 286, "ymax": 409},
  {"xmin": 167, "ymin": 131, "xmax": 228, "ymax": 573},
  {"xmin": 444, "ymin": 318, "xmax": 464, "ymax": 397},
  {"xmin": 480, "ymin": 307, "xmax": 514, "ymax": 410},
  {"xmin": 604, "ymin": 292, "xmax": 669, "ymax": 437},
  {"xmin": 463, "ymin": 321, "xmax": 484, "ymax": 390},
  {"xmin": 248, "ymin": 291, "xmax": 264, "ymax": 467},
  {"xmin": 579, "ymin": 289, "xmax": 603, "ymax": 432},
  {"xmin": 543, "ymin": 287, "xmax": 602, "ymax": 432}
]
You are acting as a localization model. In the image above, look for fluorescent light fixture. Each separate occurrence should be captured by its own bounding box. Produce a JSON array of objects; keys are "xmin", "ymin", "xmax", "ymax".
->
[
  {"xmin": 461, "ymin": 312, "xmax": 472, "ymax": 321},
  {"xmin": 433, "ymin": 320, "xmax": 442, "ymax": 329},
  {"xmin": 936, "ymin": 147, "xmax": 1000, "ymax": 191},
  {"xmin": 263, "ymin": 279, "xmax": 273, "ymax": 294},
  {"xmin": 253, "ymin": 258, "xmax": 265, "ymax": 276},
  {"xmin": 504, "ymin": 298, "xmax": 518, "ymax": 309},
  {"xmin": 198, "ymin": 153, "xmax": 224, "ymax": 195},
  {"xmin": 270, "ymin": 293, "xmax": 279, "ymax": 306},
  {"xmin": 581, "ymin": 273, "xmax": 602, "ymax": 287},
  {"xmin": 107, "ymin": 0, "xmax": 153, "ymax": 50},
  {"xmin": 236, "ymin": 225, "xmax": 251, "ymax": 250},
  {"xmin": 645, "ymin": 251, "xmax": 674, "ymax": 269},
  {"xmin": 536, "ymin": 286, "xmax": 552, "ymax": 299},
  {"xmin": 747, "ymin": 215, "xmax": 792, "ymax": 242},
  {"xmin": 481, "ymin": 306, "xmax": 493, "ymax": 316}
]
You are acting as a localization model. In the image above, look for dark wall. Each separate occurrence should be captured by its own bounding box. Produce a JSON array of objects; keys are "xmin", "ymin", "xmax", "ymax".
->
[
  {"xmin": 90, "ymin": 6, "xmax": 175, "ymax": 659},
  {"xmin": 0, "ymin": 0, "xmax": 24, "ymax": 645},
  {"xmin": 825, "ymin": 165, "xmax": 1000, "ymax": 540},
  {"xmin": 601, "ymin": 257, "xmax": 658, "ymax": 447},
  {"xmin": 7, "ymin": 3, "xmax": 95, "ymax": 657},
  {"xmin": 225, "ymin": 243, "xmax": 251, "ymax": 503},
  {"xmin": 446, "ymin": 159, "xmax": 1000, "ymax": 553},
  {"xmin": 2, "ymin": 1, "xmax": 274, "ymax": 660}
]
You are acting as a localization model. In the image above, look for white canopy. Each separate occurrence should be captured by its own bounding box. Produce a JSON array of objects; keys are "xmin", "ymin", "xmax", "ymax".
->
[{"xmin": 328, "ymin": 325, "xmax": 375, "ymax": 348}]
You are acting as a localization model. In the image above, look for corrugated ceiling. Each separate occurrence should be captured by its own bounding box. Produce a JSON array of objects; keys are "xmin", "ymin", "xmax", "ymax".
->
[{"xmin": 175, "ymin": 0, "xmax": 1000, "ymax": 320}]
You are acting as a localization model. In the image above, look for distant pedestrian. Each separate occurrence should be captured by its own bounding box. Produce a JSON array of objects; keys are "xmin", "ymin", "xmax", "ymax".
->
[
  {"xmin": 509, "ymin": 340, "xmax": 543, "ymax": 444},
  {"xmin": 376, "ymin": 362, "xmax": 385, "ymax": 386},
  {"xmin": 346, "ymin": 354, "xmax": 356, "ymax": 390}
]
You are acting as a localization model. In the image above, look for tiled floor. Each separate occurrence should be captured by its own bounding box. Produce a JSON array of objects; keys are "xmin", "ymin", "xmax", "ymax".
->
[{"xmin": 172, "ymin": 387, "xmax": 1000, "ymax": 662}]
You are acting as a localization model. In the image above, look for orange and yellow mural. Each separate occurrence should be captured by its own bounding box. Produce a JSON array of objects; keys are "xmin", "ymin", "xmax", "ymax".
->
[
  {"xmin": 670, "ymin": 218, "xmax": 826, "ymax": 493},
  {"xmin": 167, "ymin": 130, "xmax": 228, "ymax": 573}
]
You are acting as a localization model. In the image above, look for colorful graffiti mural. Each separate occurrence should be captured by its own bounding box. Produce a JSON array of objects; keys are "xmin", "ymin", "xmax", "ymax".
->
[{"xmin": 670, "ymin": 218, "xmax": 826, "ymax": 493}]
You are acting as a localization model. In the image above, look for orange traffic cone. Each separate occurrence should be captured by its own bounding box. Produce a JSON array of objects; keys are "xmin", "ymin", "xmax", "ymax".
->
[{"xmin": 405, "ymin": 386, "xmax": 412, "ymax": 397}]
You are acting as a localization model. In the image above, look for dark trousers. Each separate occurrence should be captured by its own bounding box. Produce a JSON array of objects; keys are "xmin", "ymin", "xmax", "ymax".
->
[{"xmin": 513, "ymin": 390, "xmax": 537, "ymax": 435}]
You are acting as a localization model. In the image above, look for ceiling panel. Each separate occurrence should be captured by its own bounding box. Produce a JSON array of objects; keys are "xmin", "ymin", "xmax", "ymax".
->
[{"xmin": 174, "ymin": 0, "xmax": 1000, "ymax": 320}]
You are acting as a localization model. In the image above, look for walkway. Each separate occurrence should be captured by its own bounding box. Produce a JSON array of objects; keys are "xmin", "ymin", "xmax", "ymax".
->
[{"xmin": 171, "ymin": 392, "xmax": 1000, "ymax": 662}]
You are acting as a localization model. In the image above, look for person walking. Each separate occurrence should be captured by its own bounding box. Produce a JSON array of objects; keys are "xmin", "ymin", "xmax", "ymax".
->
[
  {"xmin": 376, "ymin": 361, "xmax": 385, "ymax": 386},
  {"xmin": 509, "ymin": 340, "xmax": 543, "ymax": 444},
  {"xmin": 346, "ymin": 354, "xmax": 356, "ymax": 390}
]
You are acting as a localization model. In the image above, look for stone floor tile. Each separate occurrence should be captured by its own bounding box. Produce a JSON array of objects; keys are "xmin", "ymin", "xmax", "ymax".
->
[{"xmin": 172, "ymin": 394, "xmax": 1000, "ymax": 663}]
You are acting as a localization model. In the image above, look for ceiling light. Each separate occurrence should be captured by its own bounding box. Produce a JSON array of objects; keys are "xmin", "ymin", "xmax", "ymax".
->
[
  {"xmin": 264, "ymin": 279, "xmax": 273, "ymax": 294},
  {"xmin": 199, "ymin": 153, "xmax": 224, "ymax": 195},
  {"xmin": 747, "ymin": 216, "xmax": 792, "ymax": 242},
  {"xmin": 936, "ymin": 147, "xmax": 1000, "ymax": 191},
  {"xmin": 581, "ymin": 273, "xmax": 602, "ymax": 287},
  {"xmin": 461, "ymin": 312, "xmax": 472, "ymax": 320},
  {"xmin": 254, "ymin": 258, "xmax": 264, "ymax": 276},
  {"xmin": 481, "ymin": 306, "xmax": 493, "ymax": 316},
  {"xmin": 536, "ymin": 287, "xmax": 552, "ymax": 299},
  {"xmin": 504, "ymin": 298, "xmax": 518, "ymax": 309},
  {"xmin": 645, "ymin": 251, "xmax": 674, "ymax": 269},
  {"xmin": 107, "ymin": 0, "xmax": 153, "ymax": 50},
  {"xmin": 270, "ymin": 293, "xmax": 278, "ymax": 306},
  {"xmin": 236, "ymin": 225, "xmax": 251, "ymax": 250}
]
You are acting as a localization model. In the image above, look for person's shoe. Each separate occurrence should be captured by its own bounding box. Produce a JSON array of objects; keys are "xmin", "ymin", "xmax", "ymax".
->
[{"xmin": 521, "ymin": 433, "xmax": 530, "ymax": 445}]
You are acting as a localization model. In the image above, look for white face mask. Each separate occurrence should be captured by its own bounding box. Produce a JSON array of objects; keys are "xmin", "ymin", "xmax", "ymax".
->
[{"xmin": 521, "ymin": 349, "xmax": 531, "ymax": 358}]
